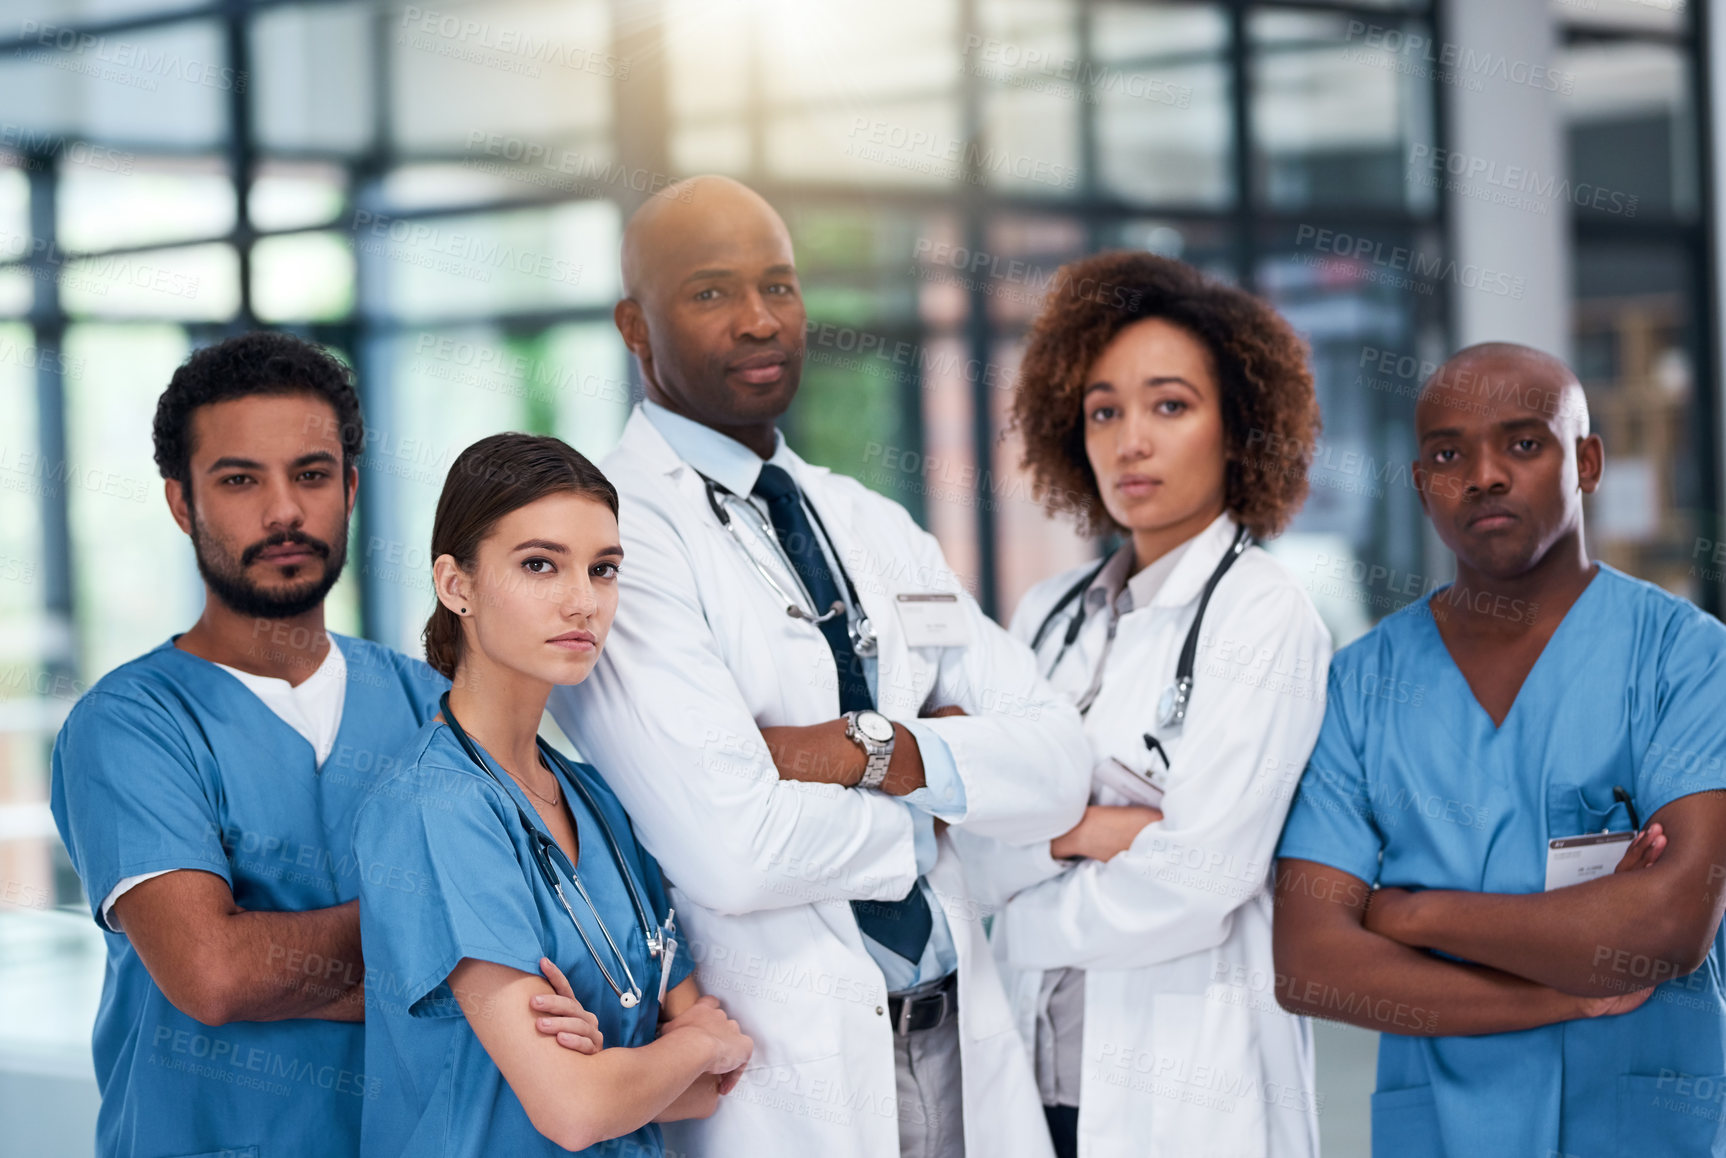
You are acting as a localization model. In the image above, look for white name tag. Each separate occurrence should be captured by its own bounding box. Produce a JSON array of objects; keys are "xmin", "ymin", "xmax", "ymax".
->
[
  {"xmin": 894, "ymin": 592, "xmax": 971, "ymax": 649},
  {"xmin": 1544, "ymin": 831, "xmax": 1633, "ymax": 892}
]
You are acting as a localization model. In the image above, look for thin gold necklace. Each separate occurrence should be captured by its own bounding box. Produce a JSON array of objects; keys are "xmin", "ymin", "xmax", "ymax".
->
[{"xmin": 509, "ymin": 756, "xmax": 561, "ymax": 807}]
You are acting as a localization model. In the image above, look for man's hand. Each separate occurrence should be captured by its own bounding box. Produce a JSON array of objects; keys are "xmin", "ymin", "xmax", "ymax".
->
[
  {"xmin": 532, "ymin": 957, "xmax": 604, "ymax": 1055},
  {"xmin": 1050, "ymin": 805, "xmax": 1162, "ymax": 861},
  {"xmin": 1576, "ymin": 986, "xmax": 1657, "ymax": 1019},
  {"xmin": 1615, "ymin": 823, "xmax": 1666, "ymax": 873}
]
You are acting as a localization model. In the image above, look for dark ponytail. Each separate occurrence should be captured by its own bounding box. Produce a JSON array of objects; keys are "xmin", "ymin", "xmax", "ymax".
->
[{"xmin": 422, "ymin": 433, "xmax": 619, "ymax": 679}]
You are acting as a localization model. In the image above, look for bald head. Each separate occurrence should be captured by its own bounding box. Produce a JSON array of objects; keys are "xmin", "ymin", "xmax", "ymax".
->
[
  {"xmin": 621, "ymin": 176, "xmax": 795, "ymax": 302},
  {"xmin": 613, "ymin": 176, "xmax": 806, "ymax": 451},
  {"xmin": 1417, "ymin": 342, "xmax": 1589, "ymax": 441},
  {"xmin": 1412, "ymin": 341, "xmax": 1602, "ymax": 582}
]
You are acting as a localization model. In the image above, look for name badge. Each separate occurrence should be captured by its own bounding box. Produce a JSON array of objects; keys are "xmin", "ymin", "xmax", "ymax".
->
[
  {"xmin": 1544, "ymin": 831, "xmax": 1633, "ymax": 892},
  {"xmin": 894, "ymin": 592, "xmax": 972, "ymax": 649}
]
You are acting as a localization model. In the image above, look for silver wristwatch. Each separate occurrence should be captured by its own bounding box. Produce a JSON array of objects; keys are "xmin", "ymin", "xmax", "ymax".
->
[{"xmin": 844, "ymin": 710, "xmax": 896, "ymax": 790}]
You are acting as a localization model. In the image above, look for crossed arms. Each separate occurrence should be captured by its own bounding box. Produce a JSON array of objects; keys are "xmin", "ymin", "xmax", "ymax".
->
[{"xmin": 1274, "ymin": 791, "xmax": 1726, "ymax": 1036}]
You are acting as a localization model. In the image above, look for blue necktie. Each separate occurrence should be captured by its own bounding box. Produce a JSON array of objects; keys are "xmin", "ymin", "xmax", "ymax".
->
[{"xmin": 751, "ymin": 463, "xmax": 933, "ymax": 966}]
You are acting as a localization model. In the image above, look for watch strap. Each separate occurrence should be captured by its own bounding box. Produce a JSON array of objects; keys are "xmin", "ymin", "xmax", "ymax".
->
[
  {"xmin": 857, "ymin": 747, "xmax": 892, "ymax": 790},
  {"xmin": 846, "ymin": 710, "xmax": 895, "ymax": 791}
]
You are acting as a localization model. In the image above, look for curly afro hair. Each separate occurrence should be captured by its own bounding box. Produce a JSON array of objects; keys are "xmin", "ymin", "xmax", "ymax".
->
[
  {"xmin": 152, "ymin": 331, "xmax": 364, "ymax": 489},
  {"xmin": 1012, "ymin": 251, "xmax": 1320, "ymax": 540}
]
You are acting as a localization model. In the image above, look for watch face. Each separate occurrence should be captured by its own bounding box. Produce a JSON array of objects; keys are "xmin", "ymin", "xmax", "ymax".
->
[{"xmin": 857, "ymin": 711, "xmax": 895, "ymax": 744}]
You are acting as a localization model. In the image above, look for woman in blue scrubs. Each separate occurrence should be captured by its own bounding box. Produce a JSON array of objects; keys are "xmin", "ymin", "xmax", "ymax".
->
[{"xmin": 352, "ymin": 433, "xmax": 753, "ymax": 1157}]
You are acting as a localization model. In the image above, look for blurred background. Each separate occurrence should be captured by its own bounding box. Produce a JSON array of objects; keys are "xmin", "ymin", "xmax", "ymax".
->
[{"xmin": 0, "ymin": 0, "xmax": 1713, "ymax": 1153}]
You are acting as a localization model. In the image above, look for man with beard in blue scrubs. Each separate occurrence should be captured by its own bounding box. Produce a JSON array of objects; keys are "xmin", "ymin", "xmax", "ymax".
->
[
  {"xmin": 1274, "ymin": 342, "xmax": 1726, "ymax": 1157},
  {"xmin": 50, "ymin": 332, "xmax": 446, "ymax": 1158}
]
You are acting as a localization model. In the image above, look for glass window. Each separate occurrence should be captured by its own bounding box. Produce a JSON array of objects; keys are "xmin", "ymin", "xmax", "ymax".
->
[
  {"xmin": 58, "ymin": 156, "xmax": 233, "ymax": 253},
  {"xmin": 251, "ymin": 232, "xmax": 355, "ymax": 323},
  {"xmin": 7, "ymin": 0, "xmax": 183, "ymax": 28},
  {"xmin": 389, "ymin": 0, "xmax": 614, "ymax": 156},
  {"xmin": 669, "ymin": 123, "xmax": 754, "ymax": 178},
  {"xmin": 990, "ymin": 332, "xmax": 1095, "ymax": 618},
  {"xmin": 62, "ymin": 323, "xmax": 199, "ymax": 682},
  {"xmin": 251, "ymin": 4, "xmax": 377, "ymax": 157},
  {"xmin": 1574, "ymin": 241, "xmax": 1704, "ymax": 600},
  {"xmin": 0, "ymin": 20, "xmax": 229, "ymax": 148},
  {"xmin": 59, "ymin": 242, "xmax": 239, "ymax": 321},
  {"xmin": 0, "ymin": 268, "xmax": 31, "ymax": 317},
  {"xmin": 354, "ymin": 201, "xmax": 620, "ymax": 324},
  {"xmin": 975, "ymin": 0, "xmax": 1082, "ymax": 199},
  {"xmin": 664, "ymin": 0, "xmax": 753, "ymax": 122},
  {"xmin": 0, "ymin": 166, "xmax": 31, "ymax": 264},
  {"xmin": 0, "ymin": 324, "xmax": 43, "ymax": 656},
  {"xmin": 1552, "ymin": 0, "xmax": 1687, "ymax": 36},
  {"xmin": 767, "ymin": 100, "xmax": 967, "ymax": 188},
  {"xmin": 759, "ymin": 0, "xmax": 959, "ymax": 106},
  {"xmin": 1250, "ymin": 9, "xmax": 1438, "ymax": 212},
  {"xmin": 249, "ymin": 161, "xmax": 347, "ymax": 232},
  {"xmin": 1560, "ymin": 39, "xmax": 1698, "ymax": 222},
  {"xmin": 364, "ymin": 328, "xmax": 538, "ymax": 654},
  {"xmin": 1257, "ymin": 221, "xmax": 1446, "ymax": 643},
  {"xmin": 1092, "ymin": 3, "xmax": 1233, "ymax": 207}
]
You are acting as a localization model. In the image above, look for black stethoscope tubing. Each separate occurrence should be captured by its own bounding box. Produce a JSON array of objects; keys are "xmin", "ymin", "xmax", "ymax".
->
[
  {"xmin": 1032, "ymin": 525, "xmax": 1254, "ymax": 730},
  {"xmin": 438, "ymin": 691, "xmax": 660, "ymax": 1009},
  {"xmin": 700, "ymin": 471, "xmax": 878, "ymax": 657}
]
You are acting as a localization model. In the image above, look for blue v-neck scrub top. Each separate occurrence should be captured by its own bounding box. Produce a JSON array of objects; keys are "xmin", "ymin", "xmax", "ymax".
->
[
  {"xmin": 49, "ymin": 635, "xmax": 446, "ymax": 1158},
  {"xmin": 1277, "ymin": 565, "xmax": 1726, "ymax": 1157},
  {"xmin": 351, "ymin": 721, "xmax": 692, "ymax": 1158}
]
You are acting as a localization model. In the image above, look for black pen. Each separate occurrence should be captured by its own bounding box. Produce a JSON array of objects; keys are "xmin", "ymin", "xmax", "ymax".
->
[{"xmin": 1613, "ymin": 785, "xmax": 1642, "ymax": 832}]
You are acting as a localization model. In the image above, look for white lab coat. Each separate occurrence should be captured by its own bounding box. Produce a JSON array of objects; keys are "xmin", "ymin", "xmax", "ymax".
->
[
  {"xmin": 549, "ymin": 407, "xmax": 1091, "ymax": 1158},
  {"xmin": 955, "ymin": 513, "xmax": 1333, "ymax": 1158}
]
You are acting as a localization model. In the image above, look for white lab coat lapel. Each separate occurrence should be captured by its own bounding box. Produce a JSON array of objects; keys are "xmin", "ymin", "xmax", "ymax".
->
[
  {"xmin": 569, "ymin": 407, "xmax": 1070, "ymax": 1158},
  {"xmin": 623, "ymin": 414, "xmax": 850, "ymax": 725}
]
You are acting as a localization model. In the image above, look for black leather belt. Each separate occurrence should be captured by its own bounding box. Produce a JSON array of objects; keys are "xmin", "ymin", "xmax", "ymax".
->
[{"xmin": 888, "ymin": 971, "xmax": 958, "ymax": 1036}]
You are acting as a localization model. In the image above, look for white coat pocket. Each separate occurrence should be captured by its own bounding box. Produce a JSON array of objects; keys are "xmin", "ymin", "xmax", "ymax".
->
[{"xmin": 1146, "ymin": 993, "xmax": 1265, "ymax": 1158}]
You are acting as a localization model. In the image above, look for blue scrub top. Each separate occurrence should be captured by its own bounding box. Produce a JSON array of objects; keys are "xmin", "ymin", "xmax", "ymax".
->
[
  {"xmin": 49, "ymin": 635, "xmax": 446, "ymax": 1158},
  {"xmin": 1278, "ymin": 565, "xmax": 1726, "ymax": 1157},
  {"xmin": 352, "ymin": 721, "xmax": 693, "ymax": 1158}
]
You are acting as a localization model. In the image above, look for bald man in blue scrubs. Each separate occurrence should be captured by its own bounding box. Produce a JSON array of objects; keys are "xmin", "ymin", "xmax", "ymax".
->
[
  {"xmin": 50, "ymin": 333, "xmax": 445, "ymax": 1158},
  {"xmin": 1274, "ymin": 342, "xmax": 1726, "ymax": 1157}
]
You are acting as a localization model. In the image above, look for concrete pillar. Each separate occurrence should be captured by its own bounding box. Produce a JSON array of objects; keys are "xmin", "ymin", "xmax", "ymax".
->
[{"xmin": 1441, "ymin": 0, "xmax": 1572, "ymax": 359}]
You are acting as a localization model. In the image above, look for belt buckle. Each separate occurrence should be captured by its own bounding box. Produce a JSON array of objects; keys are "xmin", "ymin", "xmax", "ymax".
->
[{"xmin": 894, "ymin": 988, "xmax": 950, "ymax": 1036}]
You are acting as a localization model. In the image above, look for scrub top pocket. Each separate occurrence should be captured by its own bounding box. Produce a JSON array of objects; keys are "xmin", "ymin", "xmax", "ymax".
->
[{"xmin": 1546, "ymin": 784, "xmax": 1636, "ymax": 842}]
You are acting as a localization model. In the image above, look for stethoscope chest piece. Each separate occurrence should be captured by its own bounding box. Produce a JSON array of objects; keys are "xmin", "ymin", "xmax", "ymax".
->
[
  {"xmin": 619, "ymin": 991, "xmax": 640, "ymax": 1009},
  {"xmin": 852, "ymin": 616, "xmax": 878, "ymax": 657}
]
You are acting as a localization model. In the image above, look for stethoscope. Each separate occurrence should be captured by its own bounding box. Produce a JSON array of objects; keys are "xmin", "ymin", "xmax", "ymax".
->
[
  {"xmin": 701, "ymin": 472, "xmax": 879, "ymax": 659},
  {"xmin": 439, "ymin": 691, "xmax": 674, "ymax": 1010},
  {"xmin": 1031, "ymin": 525, "xmax": 1253, "ymax": 735}
]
